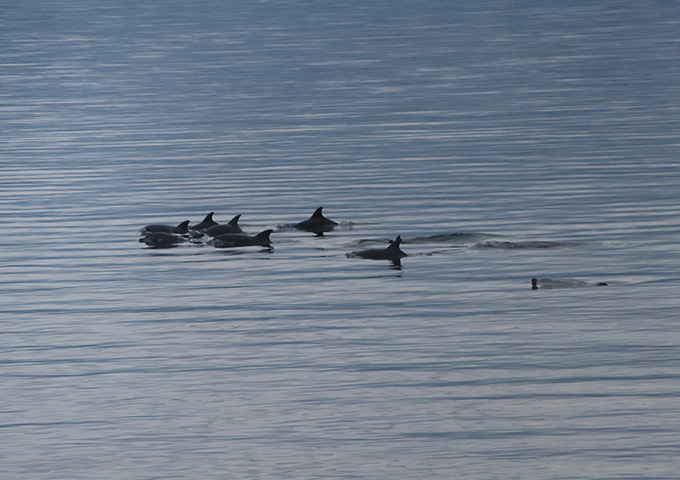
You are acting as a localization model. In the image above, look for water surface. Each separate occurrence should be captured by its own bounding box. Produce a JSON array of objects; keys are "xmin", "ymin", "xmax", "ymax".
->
[{"xmin": 2, "ymin": 1, "xmax": 679, "ymax": 478}]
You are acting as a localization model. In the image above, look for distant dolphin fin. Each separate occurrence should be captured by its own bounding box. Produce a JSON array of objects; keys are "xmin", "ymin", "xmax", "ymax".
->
[
  {"xmin": 228, "ymin": 214, "xmax": 241, "ymax": 227},
  {"xmin": 311, "ymin": 207, "xmax": 324, "ymax": 218},
  {"xmin": 202, "ymin": 212, "xmax": 215, "ymax": 222}
]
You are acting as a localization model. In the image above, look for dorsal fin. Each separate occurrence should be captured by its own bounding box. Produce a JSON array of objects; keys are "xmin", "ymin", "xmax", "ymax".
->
[
  {"xmin": 312, "ymin": 207, "xmax": 324, "ymax": 218},
  {"xmin": 255, "ymin": 229, "xmax": 274, "ymax": 240},
  {"xmin": 388, "ymin": 235, "xmax": 402, "ymax": 249},
  {"xmin": 202, "ymin": 212, "xmax": 214, "ymax": 222},
  {"xmin": 177, "ymin": 220, "xmax": 190, "ymax": 232},
  {"xmin": 228, "ymin": 214, "xmax": 241, "ymax": 226}
]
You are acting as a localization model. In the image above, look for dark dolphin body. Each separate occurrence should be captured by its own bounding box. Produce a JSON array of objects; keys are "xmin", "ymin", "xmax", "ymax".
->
[
  {"xmin": 531, "ymin": 278, "xmax": 608, "ymax": 290},
  {"xmin": 210, "ymin": 229, "xmax": 273, "ymax": 248},
  {"xmin": 190, "ymin": 212, "xmax": 218, "ymax": 232},
  {"xmin": 141, "ymin": 220, "xmax": 190, "ymax": 235},
  {"xmin": 204, "ymin": 215, "xmax": 244, "ymax": 237},
  {"xmin": 351, "ymin": 236, "xmax": 407, "ymax": 265},
  {"xmin": 294, "ymin": 207, "xmax": 338, "ymax": 235},
  {"xmin": 139, "ymin": 232, "xmax": 185, "ymax": 248}
]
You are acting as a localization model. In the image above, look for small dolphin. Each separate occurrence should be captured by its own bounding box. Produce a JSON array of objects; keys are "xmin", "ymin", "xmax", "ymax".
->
[
  {"xmin": 139, "ymin": 232, "xmax": 185, "ymax": 248},
  {"xmin": 294, "ymin": 207, "xmax": 338, "ymax": 234},
  {"xmin": 351, "ymin": 235, "xmax": 408, "ymax": 261},
  {"xmin": 210, "ymin": 229, "xmax": 273, "ymax": 248},
  {"xmin": 204, "ymin": 215, "xmax": 244, "ymax": 237},
  {"xmin": 531, "ymin": 278, "xmax": 608, "ymax": 290},
  {"xmin": 190, "ymin": 212, "xmax": 218, "ymax": 232},
  {"xmin": 140, "ymin": 220, "xmax": 190, "ymax": 235}
]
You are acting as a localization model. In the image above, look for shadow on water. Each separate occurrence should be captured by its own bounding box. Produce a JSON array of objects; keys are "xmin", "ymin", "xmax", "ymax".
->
[
  {"xmin": 351, "ymin": 232, "xmax": 499, "ymax": 247},
  {"xmin": 407, "ymin": 232, "xmax": 500, "ymax": 245},
  {"xmin": 531, "ymin": 277, "xmax": 609, "ymax": 290},
  {"xmin": 473, "ymin": 240, "xmax": 590, "ymax": 250}
]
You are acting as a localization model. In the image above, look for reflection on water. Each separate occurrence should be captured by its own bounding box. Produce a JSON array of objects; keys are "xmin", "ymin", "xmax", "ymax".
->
[{"xmin": 2, "ymin": 0, "xmax": 680, "ymax": 479}]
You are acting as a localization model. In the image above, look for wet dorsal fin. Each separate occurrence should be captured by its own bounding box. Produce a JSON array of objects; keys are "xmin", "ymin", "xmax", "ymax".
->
[
  {"xmin": 177, "ymin": 220, "xmax": 190, "ymax": 232},
  {"xmin": 202, "ymin": 212, "xmax": 215, "ymax": 222},
  {"xmin": 311, "ymin": 207, "xmax": 324, "ymax": 218},
  {"xmin": 255, "ymin": 229, "xmax": 274, "ymax": 241},
  {"xmin": 388, "ymin": 235, "xmax": 402, "ymax": 249},
  {"xmin": 228, "ymin": 214, "xmax": 241, "ymax": 226}
]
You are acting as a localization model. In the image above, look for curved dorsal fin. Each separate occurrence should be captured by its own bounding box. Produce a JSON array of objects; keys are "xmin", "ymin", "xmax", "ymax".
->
[
  {"xmin": 312, "ymin": 207, "xmax": 324, "ymax": 218},
  {"xmin": 228, "ymin": 214, "xmax": 241, "ymax": 226},
  {"xmin": 202, "ymin": 212, "xmax": 215, "ymax": 222},
  {"xmin": 388, "ymin": 235, "xmax": 402, "ymax": 249},
  {"xmin": 177, "ymin": 220, "xmax": 190, "ymax": 232},
  {"xmin": 255, "ymin": 229, "xmax": 274, "ymax": 240}
]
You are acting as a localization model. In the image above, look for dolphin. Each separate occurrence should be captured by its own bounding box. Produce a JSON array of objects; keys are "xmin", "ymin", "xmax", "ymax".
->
[
  {"xmin": 139, "ymin": 232, "xmax": 185, "ymax": 248},
  {"xmin": 190, "ymin": 212, "xmax": 218, "ymax": 232},
  {"xmin": 531, "ymin": 278, "xmax": 608, "ymax": 290},
  {"xmin": 210, "ymin": 229, "xmax": 273, "ymax": 248},
  {"xmin": 140, "ymin": 220, "xmax": 190, "ymax": 235},
  {"xmin": 294, "ymin": 207, "xmax": 338, "ymax": 234},
  {"xmin": 351, "ymin": 235, "xmax": 408, "ymax": 261},
  {"xmin": 204, "ymin": 215, "xmax": 244, "ymax": 237}
]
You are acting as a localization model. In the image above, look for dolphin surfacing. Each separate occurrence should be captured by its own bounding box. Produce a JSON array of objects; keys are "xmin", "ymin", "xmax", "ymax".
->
[
  {"xmin": 294, "ymin": 207, "xmax": 338, "ymax": 234},
  {"xmin": 351, "ymin": 236, "xmax": 407, "ymax": 261},
  {"xmin": 140, "ymin": 220, "xmax": 190, "ymax": 235},
  {"xmin": 204, "ymin": 215, "xmax": 244, "ymax": 237},
  {"xmin": 190, "ymin": 212, "xmax": 218, "ymax": 232},
  {"xmin": 139, "ymin": 232, "xmax": 185, "ymax": 248},
  {"xmin": 210, "ymin": 229, "xmax": 273, "ymax": 248}
]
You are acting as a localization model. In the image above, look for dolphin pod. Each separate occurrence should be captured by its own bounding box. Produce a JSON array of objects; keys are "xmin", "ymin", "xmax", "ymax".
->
[
  {"xmin": 138, "ymin": 208, "xmax": 347, "ymax": 248},
  {"xmin": 138, "ymin": 208, "xmax": 408, "ymax": 263},
  {"xmin": 137, "ymin": 209, "xmax": 611, "ymax": 286}
]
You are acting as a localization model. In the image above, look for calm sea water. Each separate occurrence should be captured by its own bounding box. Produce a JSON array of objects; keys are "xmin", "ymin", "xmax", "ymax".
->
[{"xmin": 2, "ymin": 1, "xmax": 679, "ymax": 478}]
